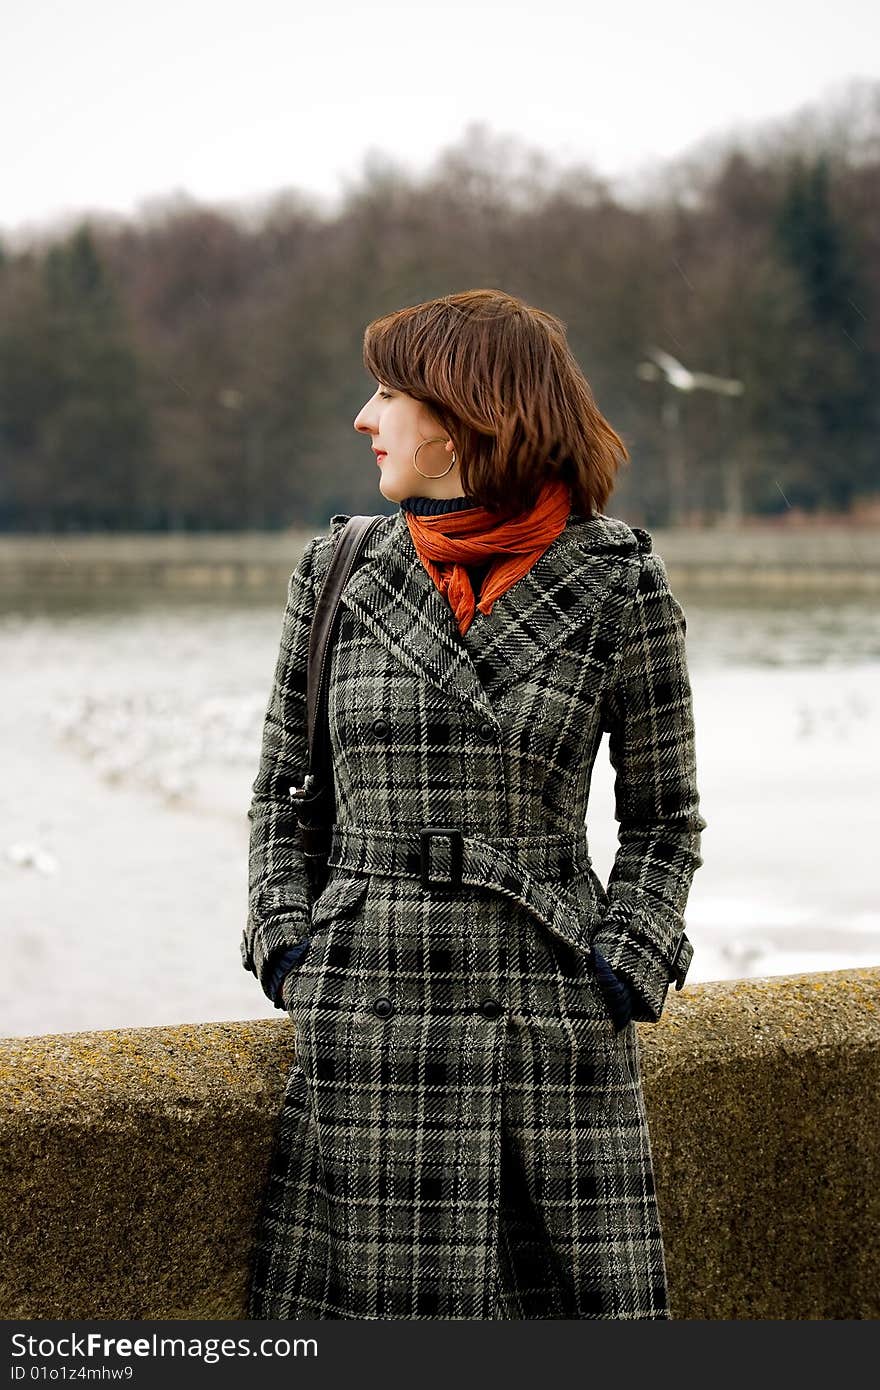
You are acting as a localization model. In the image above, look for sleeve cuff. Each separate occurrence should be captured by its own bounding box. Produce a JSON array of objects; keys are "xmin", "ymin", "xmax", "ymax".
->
[
  {"xmin": 591, "ymin": 907, "xmax": 693, "ymax": 1023},
  {"xmin": 241, "ymin": 914, "xmax": 312, "ymax": 1002}
]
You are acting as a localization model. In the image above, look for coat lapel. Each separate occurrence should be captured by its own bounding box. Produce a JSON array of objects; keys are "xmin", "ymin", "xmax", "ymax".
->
[{"xmin": 339, "ymin": 508, "xmax": 639, "ymax": 719}]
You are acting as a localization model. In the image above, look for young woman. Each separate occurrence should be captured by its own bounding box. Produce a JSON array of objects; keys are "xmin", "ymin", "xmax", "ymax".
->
[{"xmin": 241, "ymin": 288, "xmax": 706, "ymax": 1320}]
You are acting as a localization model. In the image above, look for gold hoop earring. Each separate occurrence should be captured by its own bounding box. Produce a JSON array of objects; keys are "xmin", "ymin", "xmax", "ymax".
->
[{"xmin": 412, "ymin": 436, "xmax": 457, "ymax": 478}]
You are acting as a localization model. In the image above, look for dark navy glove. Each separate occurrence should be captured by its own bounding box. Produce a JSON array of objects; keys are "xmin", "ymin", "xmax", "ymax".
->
[
  {"xmin": 268, "ymin": 938, "xmax": 310, "ymax": 1010},
  {"xmin": 591, "ymin": 945, "xmax": 635, "ymax": 1032}
]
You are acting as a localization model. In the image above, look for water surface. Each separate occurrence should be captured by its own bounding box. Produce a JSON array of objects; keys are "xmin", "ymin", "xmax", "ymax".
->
[{"xmin": 2, "ymin": 583, "xmax": 877, "ymax": 1038}]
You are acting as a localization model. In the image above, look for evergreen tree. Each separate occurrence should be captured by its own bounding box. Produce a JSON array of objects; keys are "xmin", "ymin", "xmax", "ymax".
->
[
  {"xmin": 772, "ymin": 155, "xmax": 876, "ymax": 510},
  {"xmin": 40, "ymin": 224, "xmax": 154, "ymax": 528}
]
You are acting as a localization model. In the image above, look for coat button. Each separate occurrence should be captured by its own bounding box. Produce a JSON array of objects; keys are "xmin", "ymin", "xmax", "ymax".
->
[
  {"xmin": 478, "ymin": 721, "xmax": 494, "ymax": 741},
  {"xmin": 478, "ymin": 997, "xmax": 502, "ymax": 1019},
  {"xmin": 370, "ymin": 717, "xmax": 391, "ymax": 739},
  {"xmin": 372, "ymin": 996, "xmax": 394, "ymax": 1018}
]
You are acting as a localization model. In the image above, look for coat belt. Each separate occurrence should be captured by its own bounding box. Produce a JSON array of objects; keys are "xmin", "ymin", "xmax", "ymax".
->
[{"xmin": 328, "ymin": 823, "xmax": 597, "ymax": 962}]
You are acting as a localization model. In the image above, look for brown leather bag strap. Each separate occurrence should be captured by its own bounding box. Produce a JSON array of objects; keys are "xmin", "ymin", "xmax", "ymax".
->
[{"xmin": 291, "ymin": 514, "xmax": 385, "ymax": 892}]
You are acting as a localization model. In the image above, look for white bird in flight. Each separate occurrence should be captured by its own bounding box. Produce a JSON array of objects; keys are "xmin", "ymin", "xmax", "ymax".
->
[{"xmin": 638, "ymin": 347, "xmax": 744, "ymax": 396}]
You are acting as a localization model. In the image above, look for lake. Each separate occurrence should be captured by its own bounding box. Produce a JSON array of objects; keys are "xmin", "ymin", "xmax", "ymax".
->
[{"xmin": 2, "ymin": 557, "xmax": 878, "ymax": 1039}]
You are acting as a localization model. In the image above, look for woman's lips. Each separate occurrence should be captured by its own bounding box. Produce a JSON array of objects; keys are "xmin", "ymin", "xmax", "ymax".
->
[{"xmin": 375, "ymin": 451, "xmax": 387, "ymax": 463}]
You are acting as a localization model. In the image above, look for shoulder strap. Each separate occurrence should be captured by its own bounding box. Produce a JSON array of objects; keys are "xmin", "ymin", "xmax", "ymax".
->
[
  {"xmin": 307, "ymin": 515, "xmax": 384, "ymax": 758},
  {"xmin": 293, "ymin": 515, "xmax": 385, "ymax": 891}
]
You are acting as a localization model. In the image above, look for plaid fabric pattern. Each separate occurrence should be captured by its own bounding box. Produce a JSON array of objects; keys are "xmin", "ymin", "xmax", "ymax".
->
[
  {"xmin": 592, "ymin": 548, "xmax": 707, "ymax": 1020},
  {"xmin": 242, "ymin": 508, "xmax": 706, "ymax": 1320}
]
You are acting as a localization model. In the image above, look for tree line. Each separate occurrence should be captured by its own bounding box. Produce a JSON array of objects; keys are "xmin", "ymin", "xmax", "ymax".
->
[{"xmin": 1, "ymin": 86, "xmax": 878, "ymax": 531}]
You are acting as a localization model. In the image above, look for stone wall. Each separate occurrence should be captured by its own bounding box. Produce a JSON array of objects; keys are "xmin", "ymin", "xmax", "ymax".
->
[{"xmin": 2, "ymin": 966, "xmax": 878, "ymax": 1319}]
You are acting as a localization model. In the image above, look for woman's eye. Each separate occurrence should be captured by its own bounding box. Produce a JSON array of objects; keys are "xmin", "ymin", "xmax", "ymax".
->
[{"xmin": 378, "ymin": 390, "xmax": 392, "ymax": 400}]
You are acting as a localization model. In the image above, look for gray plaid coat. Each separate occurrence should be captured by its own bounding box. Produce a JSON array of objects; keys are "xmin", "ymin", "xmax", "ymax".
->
[{"xmin": 241, "ymin": 505, "xmax": 706, "ymax": 1320}]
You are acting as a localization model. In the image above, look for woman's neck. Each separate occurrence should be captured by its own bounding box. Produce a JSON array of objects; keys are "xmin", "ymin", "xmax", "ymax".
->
[{"xmin": 399, "ymin": 494, "xmax": 477, "ymax": 516}]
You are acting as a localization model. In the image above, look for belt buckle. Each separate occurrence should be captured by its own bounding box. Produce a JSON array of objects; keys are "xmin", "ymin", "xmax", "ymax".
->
[{"xmin": 420, "ymin": 827, "xmax": 464, "ymax": 891}]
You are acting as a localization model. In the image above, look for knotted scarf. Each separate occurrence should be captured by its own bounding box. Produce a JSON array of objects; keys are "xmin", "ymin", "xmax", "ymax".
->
[{"xmin": 403, "ymin": 476, "xmax": 573, "ymax": 636}]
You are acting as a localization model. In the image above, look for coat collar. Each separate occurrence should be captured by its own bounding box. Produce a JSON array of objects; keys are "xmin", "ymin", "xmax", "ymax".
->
[{"xmin": 339, "ymin": 508, "xmax": 643, "ymax": 721}]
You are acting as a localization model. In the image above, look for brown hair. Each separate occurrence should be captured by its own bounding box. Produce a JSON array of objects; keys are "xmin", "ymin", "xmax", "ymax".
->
[{"xmin": 362, "ymin": 288, "xmax": 628, "ymax": 517}]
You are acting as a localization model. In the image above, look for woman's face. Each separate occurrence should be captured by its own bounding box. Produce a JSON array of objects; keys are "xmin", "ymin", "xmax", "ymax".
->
[{"xmin": 354, "ymin": 383, "xmax": 464, "ymax": 503}]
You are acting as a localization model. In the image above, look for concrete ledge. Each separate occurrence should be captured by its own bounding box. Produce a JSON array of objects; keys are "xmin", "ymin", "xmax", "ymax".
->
[{"xmin": 2, "ymin": 967, "xmax": 878, "ymax": 1320}]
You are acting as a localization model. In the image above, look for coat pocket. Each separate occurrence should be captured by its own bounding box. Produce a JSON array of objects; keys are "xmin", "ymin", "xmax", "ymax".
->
[
  {"xmin": 560, "ymin": 865, "xmax": 605, "ymax": 948},
  {"xmin": 547, "ymin": 933, "xmax": 617, "ymax": 1029},
  {"xmin": 309, "ymin": 872, "xmax": 370, "ymax": 931},
  {"xmin": 280, "ymin": 876, "xmax": 370, "ymax": 1019},
  {"xmin": 281, "ymin": 960, "xmax": 307, "ymax": 1014}
]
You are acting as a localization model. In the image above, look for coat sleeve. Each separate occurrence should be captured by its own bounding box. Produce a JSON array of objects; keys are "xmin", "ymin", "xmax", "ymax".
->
[
  {"xmin": 240, "ymin": 534, "xmax": 324, "ymax": 1001},
  {"xmin": 591, "ymin": 544, "xmax": 707, "ymax": 1023}
]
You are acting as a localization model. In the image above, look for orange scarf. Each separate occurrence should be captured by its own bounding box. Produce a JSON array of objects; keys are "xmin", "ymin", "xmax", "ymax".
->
[{"xmin": 404, "ymin": 477, "xmax": 572, "ymax": 636}]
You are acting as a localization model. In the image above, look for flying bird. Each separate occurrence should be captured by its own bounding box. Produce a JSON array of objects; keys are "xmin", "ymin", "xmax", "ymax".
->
[{"xmin": 638, "ymin": 347, "xmax": 744, "ymax": 396}]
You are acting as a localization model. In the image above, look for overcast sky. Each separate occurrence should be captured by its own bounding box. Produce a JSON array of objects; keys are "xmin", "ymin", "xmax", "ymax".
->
[{"xmin": 3, "ymin": 0, "xmax": 877, "ymax": 241}]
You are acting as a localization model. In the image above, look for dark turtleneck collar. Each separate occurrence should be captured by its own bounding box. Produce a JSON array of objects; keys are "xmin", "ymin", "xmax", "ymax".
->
[{"xmin": 399, "ymin": 495, "xmax": 480, "ymax": 516}]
